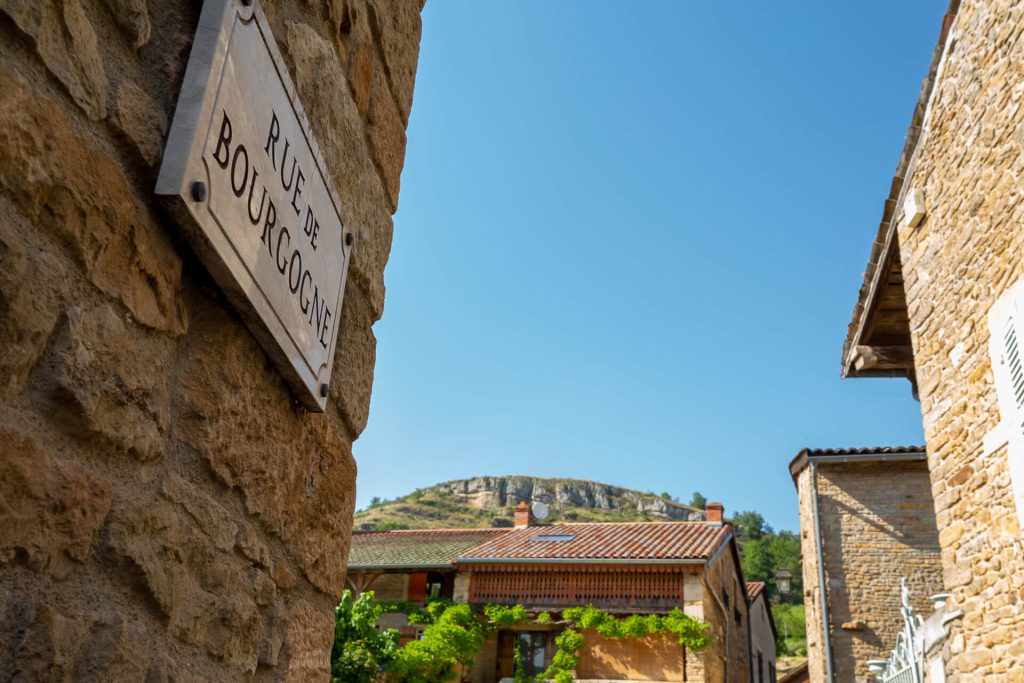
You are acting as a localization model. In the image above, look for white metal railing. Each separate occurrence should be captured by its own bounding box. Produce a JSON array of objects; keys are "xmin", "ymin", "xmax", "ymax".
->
[
  {"xmin": 867, "ymin": 579, "xmax": 924, "ymax": 683},
  {"xmin": 866, "ymin": 579, "xmax": 962, "ymax": 683}
]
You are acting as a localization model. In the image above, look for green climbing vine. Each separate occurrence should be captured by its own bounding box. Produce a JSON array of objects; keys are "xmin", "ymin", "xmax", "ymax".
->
[
  {"xmin": 331, "ymin": 591, "xmax": 710, "ymax": 683},
  {"xmin": 531, "ymin": 605, "xmax": 711, "ymax": 683}
]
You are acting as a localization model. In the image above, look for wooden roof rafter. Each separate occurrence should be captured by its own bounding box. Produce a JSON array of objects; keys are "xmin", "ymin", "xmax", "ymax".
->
[{"xmin": 841, "ymin": 1, "xmax": 960, "ymax": 388}]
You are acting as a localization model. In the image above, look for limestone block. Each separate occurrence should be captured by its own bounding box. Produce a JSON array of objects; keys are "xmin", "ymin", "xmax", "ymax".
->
[
  {"xmin": 0, "ymin": 427, "xmax": 113, "ymax": 577},
  {"xmin": 144, "ymin": 652, "xmax": 209, "ymax": 683},
  {"xmin": 0, "ymin": 64, "xmax": 187, "ymax": 335},
  {"xmin": 274, "ymin": 561, "xmax": 297, "ymax": 593},
  {"xmin": 284, "ymin": 20, "xmax": 393, "ymax": 319},
  {"xmin": 282, "ymin": 601, "xmax": 334, "ymax": 683},
  {"xmin": 160, "ymin": 474, "xmax": 236, "ymax": 552},
  {"xmin": 366, "ymin": 0, "xmax": 423, "ymax": 124},
  {"xmin": 236, "ymin": 521, "xmax": 272, "ymax": 569},
  {"xmin": 10, "ymin": 605, "xmax": 89, "ymax": 681},
  {"xmin": 0, "ymin": 0, "xmax": 107, "ymax": 119},
  {"xmin": 0, "ymin": 203, "xmax": 69, "ymax": 400},
  {"xmin": 174, "ymin": 300, "xmax": 357, "ymax": 595},
  {"xmin": 258, "ymin": 605, "xmax": 286, "ymax": 667},
  {"xmin": 331, "ymin": 285, "xmax": 377, "ymax": 436},
  {"xmin": 103, "ymin": 0, "xmax": 151, "ymax": 50},
  {"xmin": 366, "ymin": 64, "xmax": 408, "ymax": 212},
  {"xmin": 107, "ymin": 493, "xmax": 264, "ymax": 673},
  {"xmin": 55, "ymin": 304, "xmax": 171, "ymax": 461},
  {"xmin": 349, "ymin": 40, "xmax": 375, "ymax": 118},
  {"xmin": 332, "ymin": 0, "xmax": 376, "ymax": 117},
  {"xmin": 65, "ymin": 613, "xmax": 151, "ymax": 680},
  {"xmin": 113, "ymin": 78, "xmax": 167, "ymax": 166}
]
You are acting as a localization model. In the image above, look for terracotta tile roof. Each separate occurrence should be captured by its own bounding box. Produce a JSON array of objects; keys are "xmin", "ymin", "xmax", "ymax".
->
[
  {"xmin": 458, "ymin": 521, "xmax": 732, "ymax": 563},
  {"xmin": 347, "ymin": 529, "xmax": 509, "ymax": 569},
  {"xmin": 746, "ymin": 581, "xmax": 766, "ymax": 601}
]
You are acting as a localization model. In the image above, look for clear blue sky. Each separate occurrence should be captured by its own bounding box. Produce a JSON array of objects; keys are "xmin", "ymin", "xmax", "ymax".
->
[{"xmin": 354, "ymin": 1, "xmax": 944, "ymax": 532}]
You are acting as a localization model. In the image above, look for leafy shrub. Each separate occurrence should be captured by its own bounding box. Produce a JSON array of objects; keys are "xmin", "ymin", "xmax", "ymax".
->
[{"xmin": 331, "ymin": 591, "xmax": 398, "ymax": 683}]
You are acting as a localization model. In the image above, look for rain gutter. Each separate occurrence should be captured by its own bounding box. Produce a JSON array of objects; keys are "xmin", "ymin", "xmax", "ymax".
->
[{"xmin": 457, "ymin": 557, "xmax": 708, "ymax": 566}]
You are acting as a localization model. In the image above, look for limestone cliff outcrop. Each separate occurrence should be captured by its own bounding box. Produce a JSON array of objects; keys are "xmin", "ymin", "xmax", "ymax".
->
[
  {"xmin": 355, "ymin": 476, "xmax": 705, "ymax": 530},
  {"xmin": 435, "ymin": 476, "xmax": 705, "ymax": 521}
]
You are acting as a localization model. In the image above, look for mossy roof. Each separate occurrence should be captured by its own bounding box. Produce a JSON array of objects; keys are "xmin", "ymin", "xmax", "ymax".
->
[{"xmin": 347, "ymin": 529, "xmax": 509, "ymax": 570}]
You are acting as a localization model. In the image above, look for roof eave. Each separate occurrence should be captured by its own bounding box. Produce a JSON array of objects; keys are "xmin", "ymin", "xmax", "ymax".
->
[
  {"xmin": 346, "ymin": 563, "xmax": 457, "ymax": 572},
  {"xmin": 457, "ymin": 557, "xmax": 709, "ymax": 566},
  {"xmin": 841, "ymin": 1, "xmax": 960, "ymax": 378},
  {"xmin": 788, "ymin": 448, "xmax": 928, "ymax": 484}
]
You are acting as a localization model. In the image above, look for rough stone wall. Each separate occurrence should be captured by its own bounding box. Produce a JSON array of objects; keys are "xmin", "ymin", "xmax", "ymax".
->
[
  {"xmin": 893, "ymin": 0, "xmax": 1024, "ymax": 677},
  {"xmin": 701, "ymin": 543, "xmax": 750, "ymax": 683},
  {"xmin": 796, "ymin": 466, "xmax": 827, "ymax": 683},
  {"xmin": 816, "ymin": 462, "xmax": 943, "ymax": 682},
  {"xmin": 0, "ymin": 0, "xmax": 423, "ymax": 680}
]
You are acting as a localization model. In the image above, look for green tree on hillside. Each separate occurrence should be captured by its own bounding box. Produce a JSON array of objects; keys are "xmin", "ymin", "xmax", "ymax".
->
[
  {"xmin": 688, "ymin": 492, "xmax": 707, "ymax": 510},
  {"xmin": 729, "ymin": 509, "xmax": 802, "ymax": 602}
]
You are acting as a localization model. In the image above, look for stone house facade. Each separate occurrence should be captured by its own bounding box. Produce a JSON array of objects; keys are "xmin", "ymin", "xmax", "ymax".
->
[
  {"xmin": 790, "ymin": 447, "xmax": 944, "ymax": 682},
  {"xmin": 347, "ymin": 502, "xmax": 772, "ymax": 682},
  {"xmin": 747, "ymin": 582, "xmax": 778, "ymax": 683},
  {"xmin": 0, "ymin": 0, "xmax": 423, "ymax": 680},
  {"xmin": 841, "ymin": 0, "xmax": 1024, "ymax": 678}
]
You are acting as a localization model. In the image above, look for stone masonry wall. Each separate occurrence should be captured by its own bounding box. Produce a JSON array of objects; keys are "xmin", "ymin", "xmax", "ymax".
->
[
  {"xmin": 894, "ymin": 0, "xmax": 1024, "ymax": 678},
  {"xmin": 817, "ymin": 461, "xmax": 943, "ymax": 682},
  {"xmin": 796, "ymin": 461, "xmax": 944, "ymax": 682},
  {"xmin": 701, "ymin": 542, "xmax": 750, "ymax": 683},
  {"xmin": 795, "ymin": 466, "xmax": 827, "ymax": 683},
  {"xmin": 0, "ymin": 0, "xmax": 423, "ymax": 680}
]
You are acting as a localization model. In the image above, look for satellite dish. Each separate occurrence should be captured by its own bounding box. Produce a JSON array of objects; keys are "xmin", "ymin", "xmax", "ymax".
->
[{"xmin": 532, "ymin": 501, "xmax": 550, "ymax": 520}]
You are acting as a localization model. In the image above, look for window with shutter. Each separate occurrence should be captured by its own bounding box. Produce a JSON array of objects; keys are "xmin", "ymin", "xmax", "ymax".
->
[{"xmin": 987, "ymin": 280, "xmax": 1024, "ymax": 528}]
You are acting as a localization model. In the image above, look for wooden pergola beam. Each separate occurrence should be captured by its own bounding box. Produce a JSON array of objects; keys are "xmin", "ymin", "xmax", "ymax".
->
[{"xmin": 345, "ymin": 571, "xmax": 381, "ymax": 595}]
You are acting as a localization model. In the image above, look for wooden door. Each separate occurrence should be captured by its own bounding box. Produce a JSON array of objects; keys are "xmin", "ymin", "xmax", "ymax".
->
[{"xmin": 496, "ymin": 630, "xmax": 515, "ymax": 679}]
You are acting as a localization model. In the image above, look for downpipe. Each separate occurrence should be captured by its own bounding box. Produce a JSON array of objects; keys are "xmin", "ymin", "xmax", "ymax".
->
[{"xmin": 811, "ymin": 461, "xmax": 836, "ymax": 683}]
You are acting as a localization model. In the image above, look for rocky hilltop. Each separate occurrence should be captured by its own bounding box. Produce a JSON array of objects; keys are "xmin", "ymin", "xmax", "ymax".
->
[{"xmin": 354, "ymin": 476, "xmax": 705, "ymax": 530}]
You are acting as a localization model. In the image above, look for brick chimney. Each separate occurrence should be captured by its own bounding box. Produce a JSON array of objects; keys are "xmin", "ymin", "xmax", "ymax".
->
[
  {"xmin": 514, "ymin": 501, "xmax": 533, "ymax": 528},
  {"xmin": 706, "ymin": 502, "xmax": 724, "ymax": 528}
]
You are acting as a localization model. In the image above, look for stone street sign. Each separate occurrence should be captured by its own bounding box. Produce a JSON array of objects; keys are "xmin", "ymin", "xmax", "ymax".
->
[{"xmin": 156, "ymin": 0, "xmax": 351, "ymax": 412}]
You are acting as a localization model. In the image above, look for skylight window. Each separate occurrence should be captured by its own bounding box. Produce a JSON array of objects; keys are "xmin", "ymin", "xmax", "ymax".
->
[{"xmin": 533, "ymin": 534, "xmax": 575, "ymax": 542}]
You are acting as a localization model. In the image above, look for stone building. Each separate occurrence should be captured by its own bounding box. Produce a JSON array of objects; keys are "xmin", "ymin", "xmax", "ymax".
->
[
  {"xmin": 841, "ymin": 0, "xmax": 1024, "ymax": 677},
  {"xmin": 0, "ymin": 0, "xmax": 423, "ymax": 679},
  {"xmin": 347, "ymin": 502, "xmax": 768, "ymax": 682},
  {"xmin": 790, "ymin": 447, "xmax": 944, "ymax": 682},
  {"xmin": 747, "ymin": 582, "xmax": 779, "ymax": 683}
]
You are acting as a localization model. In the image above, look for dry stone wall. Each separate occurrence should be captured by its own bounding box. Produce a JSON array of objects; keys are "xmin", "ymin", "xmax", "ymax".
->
[
  {"xmin": 0, "ymin": 0, "xmax": 423, "ymax": 680},
  {"xmin": 893, "ymin": 0, "xmax": 1024, "ymax": 677}
]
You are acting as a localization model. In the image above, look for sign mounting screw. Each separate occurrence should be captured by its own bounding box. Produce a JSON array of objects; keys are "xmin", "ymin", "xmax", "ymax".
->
[
  {"xmin": 345, "ymin": 233, "xmax": 353, "ymax": 246},
  {"xmin": 319, "ymin": 383, "xmax": 329, "ymax": 398},
  {"xmin": 191, "ymin": 181, "xmax": 207, "ymax": 202}
]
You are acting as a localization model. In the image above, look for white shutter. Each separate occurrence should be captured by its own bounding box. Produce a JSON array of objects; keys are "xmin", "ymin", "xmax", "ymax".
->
[{"xmin": 988, "ymin": 280, "xmax": 1024, "ymax": 528}]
